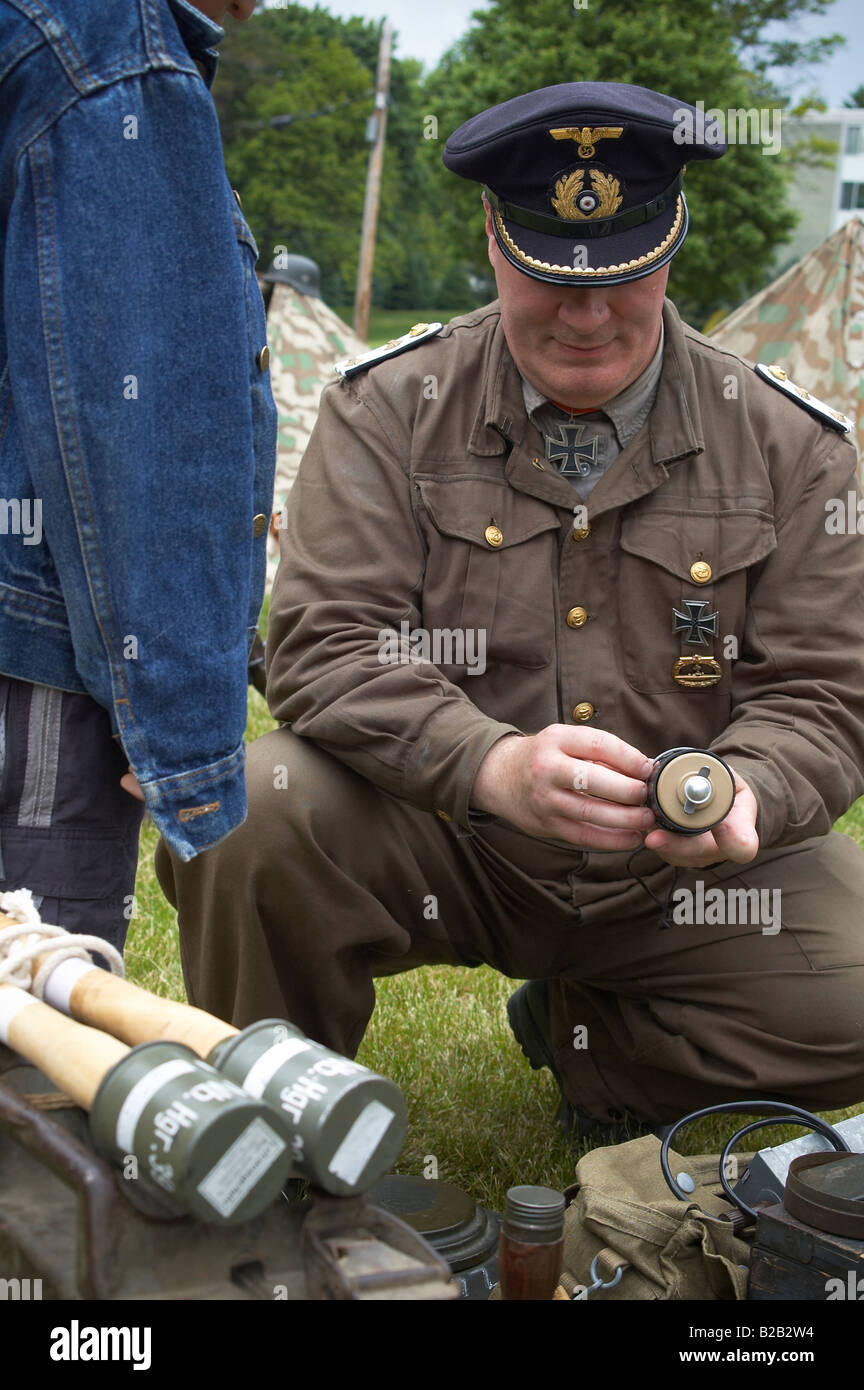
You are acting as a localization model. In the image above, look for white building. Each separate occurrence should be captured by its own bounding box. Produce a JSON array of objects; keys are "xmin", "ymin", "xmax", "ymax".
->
[{"xmin": 775, "ymin": 108, "xmax": 864, "ymax": 272}]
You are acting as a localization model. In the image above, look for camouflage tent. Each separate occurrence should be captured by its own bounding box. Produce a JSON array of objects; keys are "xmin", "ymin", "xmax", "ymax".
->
[
  {"xmin": 264, "ymin": 283, "xmax": 367, "ymax": 584},
  {"xmin": 710, "ymin": 219, "xmax": 864, "ymax": 475}
]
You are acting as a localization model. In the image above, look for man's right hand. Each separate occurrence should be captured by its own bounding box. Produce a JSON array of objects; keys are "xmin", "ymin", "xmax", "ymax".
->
[{"xmin": 471, "ymin": 725, "xmax": 656, "ymax": 851}]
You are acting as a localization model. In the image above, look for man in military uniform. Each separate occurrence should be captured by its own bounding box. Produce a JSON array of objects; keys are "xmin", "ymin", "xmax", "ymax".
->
[{"xmin": 157, "ymin": 83, "xmax": 864, "ymax": 1136}]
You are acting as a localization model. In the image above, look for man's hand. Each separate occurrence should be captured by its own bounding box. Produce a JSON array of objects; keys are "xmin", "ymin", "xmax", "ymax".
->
[
  {"xmin": 120, "ymin": 768, "xmax": 145, "ymax": 802},
  {"xmin": 644, "ymin": 767, "xmax": 759, "ymax": 867},
  {"xmin": 471, "ymin": 725, "xmax": 656, "ymax": 851}
]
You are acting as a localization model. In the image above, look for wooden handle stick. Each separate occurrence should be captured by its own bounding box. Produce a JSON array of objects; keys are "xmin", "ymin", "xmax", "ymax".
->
[
  {"xmin": 0, "ymin": 909, "xmax": 238, "ymax": 1057},
  {"xmin": 38, "ymin": 954, "xmax": 238, "ymax": 1058},
  {"xmin": 0, "ymin": 982, "xmax": 129, "ymax": 1109}
]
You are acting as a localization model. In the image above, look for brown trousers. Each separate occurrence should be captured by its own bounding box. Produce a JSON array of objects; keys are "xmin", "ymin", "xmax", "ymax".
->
[{"xmin": 155, "ymin": 729, "xmax": 864, "ymax": 1125}]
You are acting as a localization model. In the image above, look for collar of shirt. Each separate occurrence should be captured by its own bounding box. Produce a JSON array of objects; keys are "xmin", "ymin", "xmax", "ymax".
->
[
  {"xmin": 521, "ymin": 321, "xmax": 665, "ymax": 449},
  {"xmin": 166, "ymin": 0, "xmax": 224, "ymax": 88}
]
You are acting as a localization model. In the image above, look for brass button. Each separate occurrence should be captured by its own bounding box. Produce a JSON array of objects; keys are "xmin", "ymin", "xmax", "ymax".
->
[
  {"xmin": 531, "ymin": 457, "xmax": 545, "ymax": 471},
  {"xmin": 566, "ymin": 606, "xmax": 588, "ymax": 629},
  {"xmin": 572, "ymin": 523, "xmax": 592, "ymax": 541},
  {"xmin": 257, "ymin": 345, "xmax": 270, "ymax": 371},
  {"xmin": 572, "ymin": 701, "xmax": 595, "ymax": 722},
  {"xmin": 484, "ymin": 525, "xmax": 504, "ymax": 548},
  {"xmin": 435, "ymin": 809, "xmax": 453, "ymax": 822},
  {"xmin": 690, "ymin": 560, "xmax": 712, "ymax": 584},
  {"xmin": 232, "ymin": 188, "xmax": 242, "ymax": 209},
  {"xmin": 253, "ymin": 513, "xmax": 268, "ymax": 538}
]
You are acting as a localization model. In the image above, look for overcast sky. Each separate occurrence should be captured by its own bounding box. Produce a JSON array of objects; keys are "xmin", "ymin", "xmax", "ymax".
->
[
  {"xmin": 261, "ymin": 0, "xmax": 491, "ymax": 71},
  {"xmin": 262, "ymin": 0, "xmax": 863, "ymax": 105}
]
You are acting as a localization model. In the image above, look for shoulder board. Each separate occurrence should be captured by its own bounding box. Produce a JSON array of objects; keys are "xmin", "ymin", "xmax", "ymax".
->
[
  {"xmin": 334, "ymin": 322, "xmax": 443, "ymax": 378},
  {"xmin": 755, "ymin": 363, "xmax": 853, "ymax": 434}
]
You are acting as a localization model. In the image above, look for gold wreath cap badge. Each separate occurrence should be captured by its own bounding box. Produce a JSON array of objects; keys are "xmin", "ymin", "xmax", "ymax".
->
[{"xmin": 551, "ymin": 166, "xmax": 623, "ymax": 221}]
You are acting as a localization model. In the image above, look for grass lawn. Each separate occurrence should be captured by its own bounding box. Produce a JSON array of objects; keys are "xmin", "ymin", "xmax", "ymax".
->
[
  {"xmin": 126, "ymin": 671, "xmax": 864, "ymax": 1213},
  {"xmin": 332, "ymin": 306, "xmax": 478, "ymax": 349}
]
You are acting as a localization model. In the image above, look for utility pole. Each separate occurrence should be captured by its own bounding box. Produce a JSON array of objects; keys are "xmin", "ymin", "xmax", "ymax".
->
[{"xmin": 353, "ymin": 20, "xmax": 392, "ymax": 341}]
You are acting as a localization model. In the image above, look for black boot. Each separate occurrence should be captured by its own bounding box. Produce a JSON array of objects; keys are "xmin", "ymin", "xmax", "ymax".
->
[{"xmin": 507, "ymin": 980, "xmax": 674, "ymax": 1147}]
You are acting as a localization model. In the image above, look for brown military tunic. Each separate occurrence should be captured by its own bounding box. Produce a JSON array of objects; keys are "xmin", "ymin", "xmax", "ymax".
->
[{"xmin": 156, "ymin": 298, "xmax": 864, "ymax": 1124}]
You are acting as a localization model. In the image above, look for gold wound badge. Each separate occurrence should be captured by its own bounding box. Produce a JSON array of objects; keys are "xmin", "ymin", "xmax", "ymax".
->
[
  {"xmin": 673, "ymin": 655, "xmax": 723, "ymax": 688},
  {"xmin": 551, "ymin": 167, "xmax": 623, "ymax": 220},
  {"xmin": 549, "ymin": 126, "xmax": 624, "ymax": 159}
]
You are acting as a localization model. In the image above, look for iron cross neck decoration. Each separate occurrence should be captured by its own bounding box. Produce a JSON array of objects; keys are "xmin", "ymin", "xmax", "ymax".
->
[{"xmin": 544, "ymin": 422, "xmax": 598, "ymax": 477}]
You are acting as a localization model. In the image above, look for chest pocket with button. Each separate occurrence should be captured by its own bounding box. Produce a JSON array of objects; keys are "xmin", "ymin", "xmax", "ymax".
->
[
  {"xmin": 617, "ymin": 504, "xmax": 776, "ymax": 694},
  {"xmin": 415, "ymin": 478, "xmax": 561, "ymax": 670}
]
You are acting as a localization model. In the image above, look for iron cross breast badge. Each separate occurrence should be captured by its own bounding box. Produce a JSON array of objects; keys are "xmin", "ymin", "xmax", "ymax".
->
[
  {"xmin": 673, "ymin": 599, "xmax": 718, "ymax": 646},
  {"xmin": 672, "ymin": 599, "xmax": 723, "ymax": 688}
]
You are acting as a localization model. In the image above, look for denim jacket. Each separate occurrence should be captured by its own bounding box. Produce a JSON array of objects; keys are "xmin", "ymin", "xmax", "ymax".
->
[{"xmin": 0, "ymin": 0, "xmax": 277, "ymax": 860}]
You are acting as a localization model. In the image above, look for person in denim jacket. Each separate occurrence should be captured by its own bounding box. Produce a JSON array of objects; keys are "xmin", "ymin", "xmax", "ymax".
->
[{"xmin": 0, "ymin": 0, "xmax": 274, "ymax": 949}]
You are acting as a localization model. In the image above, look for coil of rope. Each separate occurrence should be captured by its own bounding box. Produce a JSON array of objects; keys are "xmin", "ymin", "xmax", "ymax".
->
[{"xmin": 0, "ymin": 887, "xmax": 124, "ymax": 999}]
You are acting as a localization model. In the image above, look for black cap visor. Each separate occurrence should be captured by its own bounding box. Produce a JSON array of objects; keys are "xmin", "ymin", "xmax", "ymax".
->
[{"xmin": 492, "ymin": 191, "xmax": 688, "ymax": 287}]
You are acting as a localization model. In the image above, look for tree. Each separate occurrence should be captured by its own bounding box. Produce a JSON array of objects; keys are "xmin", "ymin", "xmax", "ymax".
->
[
  {"xmin": 844, "ymin": 85, "xmax": 864, "ymax": 108},
  {"xmin": 212, "ymin": 7, "xmax": 450, "ymax": 309},
  {"xmin": 423, "ymin": 0, "xmax": 846, "ymax": 324}
]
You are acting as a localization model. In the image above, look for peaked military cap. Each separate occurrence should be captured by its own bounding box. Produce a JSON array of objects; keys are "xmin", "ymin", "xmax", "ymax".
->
[{"xmin": 443, "ymin": 82, "xmax": 726, "ymax": 286}]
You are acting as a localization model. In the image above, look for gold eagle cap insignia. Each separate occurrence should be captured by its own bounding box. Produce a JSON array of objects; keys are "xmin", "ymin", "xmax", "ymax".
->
[
  {"xmin": 551, "ymin": 167, "xmax": 623, "ymax": 221},
  {"xmin": 549, "ymin": 125, "xmax": 624, "ymax": 158}
]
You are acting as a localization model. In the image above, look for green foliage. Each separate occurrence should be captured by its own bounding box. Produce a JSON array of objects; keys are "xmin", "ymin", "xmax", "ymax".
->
[
  {"xmin": 213, "ymin": 0, "xmax": 845, "ymax": 321},
  {"xmin": 714, "ymin": 0, "xmax": 843, "ymax": 68},
  {"xmin": 844, "ymin": 84, "xmax": 864, "ymax": 109},
  {"xmin": 790, "ymin": 92, "xmax": 828, "ymax": 114},
  {"xmin": 213, "ymin": 6, "xmax": 450, "ymax": 308},
  {"xmin": 422, "ymin": 0, "xmax": 844, "ymax": 321}
]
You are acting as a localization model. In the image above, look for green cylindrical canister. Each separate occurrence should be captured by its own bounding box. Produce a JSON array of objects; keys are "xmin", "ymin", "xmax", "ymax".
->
[
  {"xmin": 89, "ymin": 1041, "xmax": 290, "ymax": 1225},
  {"xmin": 209, "ymin": 1020, "xmax": 407, "ymax": 1196}
]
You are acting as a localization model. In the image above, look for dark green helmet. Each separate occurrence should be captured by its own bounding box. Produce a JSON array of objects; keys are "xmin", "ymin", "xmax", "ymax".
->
[{"xmin": 260, "ymin": 255, "xmax": 321, "ymax": 299}]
